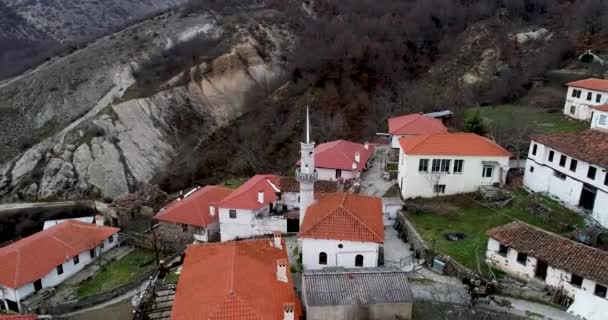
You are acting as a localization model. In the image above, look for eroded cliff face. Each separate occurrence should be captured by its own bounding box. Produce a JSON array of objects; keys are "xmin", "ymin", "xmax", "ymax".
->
[{"xmin": 0, "ymin": 10, "xmax": 293, "ymax": 201}]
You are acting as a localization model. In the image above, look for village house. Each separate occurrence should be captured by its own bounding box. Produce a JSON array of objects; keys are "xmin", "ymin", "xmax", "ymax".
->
[
  {"xmin": 523, "ymin": 130, "xmax": 608, "ymax": 228},
  {"xmin": 486, "ymin": 221, "xmax": 608, "ymax": 318},
  {"xmin": 170, "ymin": 237, "xmax": 301, "ymax": 320},
  {"xmin": 302, "ymin": 267, "xmax": 413, "ymax": 320},
  {"xmin": 153, "ymin": 185, "xmax": 233, "ymax": 250},
  {"xmin": 397, "ymin": 133, "xmax": 511, "ymax": 199},
  {"xmin": 591, "ymin": 104, "xmax": 608, "ymax": 130},
  {"xmin": 297, "ymin": 139, "xmax": 375, "ymax": 181},
  {"xmin": 563, "ymin": 78, "xmax": 608, "ymax": 121},
  {"xmin": 388, "ymin": 113, "xmax": 448, "ymax": 149},
  {"xmin": 217, "ymin": 174, "xmax": 290, "ymax": 242},
  {"xmin": 298, "ymin": 193, "xmax": 384, "ymax": 270},
  {"xmin": 0, "ymin": 221, "xmax": 119, "ymax": 312},
  {"xmin": 276, "ymin": 176, "xmax": 338, "ymax": 211}
]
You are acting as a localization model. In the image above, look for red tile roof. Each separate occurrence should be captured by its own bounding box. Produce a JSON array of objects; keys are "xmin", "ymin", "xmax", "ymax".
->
[
  {"xmin": 487, "ymin": 222, "xmax": 608, "ymax": 285},
  {"xmin": 154, "ymin": 185, "xmax": 233, "ymax": 227},
  {"xmin": 532, "ymin": 129, "xmax": 608, "ymax": 168},
  {"xmin": 566, "ymin": 78, "xmax": 608, "ymax": 92},
  {"xmin": 399, "ymin": 133, "xmax": 512, "ymax": 157},
  {"xmin": 277, "ymin": 176, "xmax": 338, "ymax": 193},
  {"xmin": 217, "ymin": 175, "xmax": 281, "ymax": 210},
  {"xmin": 297, "ymin": 140, "xmax": 375, "ymax": 171},
  {"xmin": 388, "ymin": 113, "xmax": 448, "ymax": 135},
  {"xmin": 298, "ymin": 193, "xmax": 384, "ymax": 243},
  {"xmin": 0, "ymin": 221, "xmax": 119, "ymax": 289},
  {"xmin": 0, "ymin": 316, "xmax": 37, "ymax": 320},
  {"xmin": 171, "ymin": 239, "xmax": 301, "ymax": 320},
  {"xmin": 593, "ymin": 104, "xmax": 608, "ymax": 112}
]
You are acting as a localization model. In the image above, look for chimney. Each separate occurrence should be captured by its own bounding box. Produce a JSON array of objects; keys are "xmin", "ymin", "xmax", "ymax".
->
[
  {"xmin": 95, "ymin": 215, "xmax": 104, "ymax": 226},
  {"xmin": 258, "ymin": 191, "xmax": 264, "ymax": 204},
  {"xmin": 354, "ymin": 152, "xmax": 360, "ymax": 163},
  {"xmin": 277, "ymin": 259, "xmax": 288, "ymax": 283},
  {"xmin": 273, "ymin": 231, "xmax": 282, "ymax": 249},
  {"xmin": 283, "ymin": 303, "xmax": 295, "ymax": 320},
  {"xmin": 363, "ymin": 142, "xmax": 369, "ymax": 150},
  {"xmin": 209, "ymin": 204, "xmax": 216, "ymax": 216}
]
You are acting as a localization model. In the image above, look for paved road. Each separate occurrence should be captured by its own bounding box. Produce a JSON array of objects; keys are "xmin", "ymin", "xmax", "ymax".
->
[{"xmin": 360, "ymin": 144, "xmax": 394, "ymax": 197}]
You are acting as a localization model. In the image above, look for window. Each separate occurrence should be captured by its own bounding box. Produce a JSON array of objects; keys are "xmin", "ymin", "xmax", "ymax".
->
[
  {"xmin": 588, "ymin": 166, "xmax": 597, "ymax": 180},
  {"xmin": 529, "ymin": 166, "xmax": 535, "ymax": 173},
  {"xmin": 182, "ymin": 224, "xmax": 188, "ymax": 232},
  {"xmin": 100, "ymin": 241, "xmax": 105, "ymax": 249},
  {"xmin": 559, "ymin": 155, "xmax": 567, "ymax": 167},
  {"xmin": 431, "ymin": 159, "xmax": 441, "ymax": 172},
  {"xmin": 516, "ymin": 252, "xmax": 527, "ymax": 265},
  {"xmin": 109, "ymin": 235, "xmax": 114, "ymax": 243},
  {"xmin": 34, "ymin": 280, "xmax": 43, "ymax": 292},
  {"xmin": 482, "ymin": 166, "xmax": 493, "ymax": 178},
  {"xmin": 453, "ymin": 160, "xmax": 464, "ymax": 173},
  {"xmin": 73, "ymin": 255, "xmax": 80, "ymax": 265},
  {"xmin": 319, "ymin": 252, "xmax": 327, "ymax": 265},
  {"xmin": 570, "ymin": 274, "xmax": 583, "ymax": 287},
  {"xmin": 597, "ymin": 94, "xmax": 603, "ymax": 103},
  {"xmin": 570, "ymin": 105, "xmax": 576, "ymax": 115},
  {"xmin": 532, "ymin": 144, "xmax": 537, "ymax": 155},
  {"xmin": 548, "ymin": 150, "xmax": 554, "ymax": 162},
  {"xmin": 433, "ymin": 184, "xmax": 446, "ymax": 194},
  {"xmin": 418, "ymin": 159, "xmax": 429, "ymax": 172},
  {"xmin": 570, "ymin": 159, "xmax": 578, "ymax": 172},
  {"xmin": 57, "ymin": 264, "xmax": 64, "ymax": 275},
  {"xmin": 553, "ymin": 170, "xmax": 567, "ymax": 180},
  {"xmin": 587, "ymin": 92, "xmax": 593, "ymax": 101},
  {"xmin": 605, "ymin": 173, "xmax": 608, "ymax": 186},
  {"xmin": 355, "ymin": 254, "xmax": 364, "ymax": 267},
  {"xmin": 594, "ymin": 284, "xmax": 607, "ymax": 298},
  {"xmin": 571, "ymin": 89, "xmax": 577, "ymax": 97},
  {"xmin": 229, "ymin": 209, "xmax": 237, "ymax": 219},
  {"xmin": 336, "ymin": 169, "xmax": 342, "ymax": 179},
  {"xmin": 90, "ymin": 249, "xmax": 96, "ymax": 259},
  {"xmin": 600, "ymin": 115, "xmax": 607, "ymax": 125},
  {"xmin": 498, "ymin": 244, "xmax": 509, "ymax": 257},
  {"xmin": 439, "ymin": 159, "xmax": 451, "ymax": 173}
]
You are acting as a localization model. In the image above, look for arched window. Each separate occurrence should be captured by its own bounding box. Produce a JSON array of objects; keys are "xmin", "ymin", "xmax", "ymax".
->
[
  {"xmin": 355, "ymin": 254, "xmax": 364, "ymax": 267},
  {"xmin": 319, "ymin": 252, "xmax": 327, "ymax": 265}
]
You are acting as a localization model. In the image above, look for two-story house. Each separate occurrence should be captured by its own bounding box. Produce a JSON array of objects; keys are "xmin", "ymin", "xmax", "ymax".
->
[
  {"xmin": 486, "ymin": 221, "xmax": 608, "ymax": 320},
  {"xmin": 388, "ymin": 113, "xmax": 448, "ymax": 149},
  {"xmin": 524, "ymin": 129, "xmax": 608, "ymax": 227},
  {"xmin": 563, "ymin": 78, "xmax": 608, "ymax": 121},
  {"xmin": 217, "ymin": 174, "xmax": 288, "ymax": 242},
  {"xmin": 397, "ymin": 133, "xmax": 511, "ymax": 199},
  {"xmin": 297, "ymin": 140, "xmax": 375, "ymax": 181}
]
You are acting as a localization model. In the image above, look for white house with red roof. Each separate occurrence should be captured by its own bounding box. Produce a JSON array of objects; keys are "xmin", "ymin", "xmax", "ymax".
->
[
  {"xmin": 217, "ymin": 174, "xmax": 290, "ymax": 242},
  {"xmin": 154, "ymin": 185, "xmax": 233, "ymax": 247},
  {"xmin": 591, "ymin": 105, "xmax": 608, "ymax": 130},
  {"xmin": 170, "ymin": 237, "xmax": 301, "ymax": 320},
  {"xmin": 297, "ymin": 139, "xmax": 375, "ymax": 181},
  {"xmin": 388, "ymin": 113, "xmax": 448, "ymax": 149},
  {"xmin": 397, "ymin": 133, "xmax": 511, "ymax": 199},
  {"xmin": 298, "ymin": 193, "xmax": 384, "ymax": 270},
  {"xmin": 0, "ymin": 221, "xmax": 119, "ymax": 312},
  {"xmin": 563, "ymin": 78, "xmax": 608, "ymax": 121}
]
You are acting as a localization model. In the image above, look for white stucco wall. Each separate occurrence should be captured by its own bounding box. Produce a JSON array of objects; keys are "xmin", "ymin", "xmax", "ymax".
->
[
  {"xmin": 301, "ymin": 238, "xmax": 380, "ymax": 270},
  {"xmin": 316, "ymin": 168, "xmax": 357, "ymax": 181},
  {"xmin": 524, "ymin": 141, "xmax": 608, "ymax": 228},
  {"xmin": 219, "ymin": 208, "xmax": 287, "ymax": 242},
  {"xmin": 563, "ymin": 86, "xmax": 608, "ymax": 121},
  {"xmin": 397, "ymin": 148, "xmax": 509, "ymax": 199},
  {"xmin": 591, "ymin": 110, "xmax": 608, "ymax": 130}
]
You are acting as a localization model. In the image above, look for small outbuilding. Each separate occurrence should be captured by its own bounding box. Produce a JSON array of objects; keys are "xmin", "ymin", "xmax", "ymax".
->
[{"xmin": 302, "ymin": 267, "xmax": 414, "ymax": 320}]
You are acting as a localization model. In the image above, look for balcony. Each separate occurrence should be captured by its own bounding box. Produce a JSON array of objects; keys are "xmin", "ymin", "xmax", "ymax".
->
[{"xmin": 296, "ymin": 168, "xmax": 317, "ymax": 183}]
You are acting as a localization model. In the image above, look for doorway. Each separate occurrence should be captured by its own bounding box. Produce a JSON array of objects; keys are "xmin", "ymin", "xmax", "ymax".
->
[
  {"xmin": 287, "ymin": 219, "xmax": 299, "ymax": 233},
  {"xmin": 335, "ymin": 169, "xmax": 342, "ymax": 179},
  {"xmin": 579, "ymin": 184, "xmax": 597, "ymax": 211},
  {"xmin": 535, "ymin": 260, "xmax": 548, "ymax": 281}
]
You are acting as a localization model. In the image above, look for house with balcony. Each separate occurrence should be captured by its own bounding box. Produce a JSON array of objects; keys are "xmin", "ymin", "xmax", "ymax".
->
[
  {"xmin": 524, "ymin": 129, "xmax": 608, "ymax": 227},
  {"xmin": 563, "ymin": 78, "xmax": 608, "ymax": 121},
  {"xmin": 388, "ymin": 113, "xmax": 448, "ymax": 149},
  {"xmin": 486, "ymin": 222, "xmax": 608, "ymax": 320},
  {"xmin": 154, "ymin": 185, "xmax": 233, "ymax": 249},
  {"xmin": 397, "ymin": 133, "xmax": 511, "ymax": 199},
  {"xmin": 0, "ymin": 221, "xmax": 119, "ymax": 312},
  {"xmin": 296, "ymin": 140, "xmax": 375, "ymax": 181}
]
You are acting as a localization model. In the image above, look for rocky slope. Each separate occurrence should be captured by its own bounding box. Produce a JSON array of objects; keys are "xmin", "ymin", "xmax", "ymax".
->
[{"xmin": 0, "ymin": 8, "xmax": 293, "ymax": 201}]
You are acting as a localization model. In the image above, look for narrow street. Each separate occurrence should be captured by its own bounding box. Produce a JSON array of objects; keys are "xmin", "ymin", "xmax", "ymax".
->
[{"xmin": 359, "ymin": 144, "xmax": 394, "ymax": 197}]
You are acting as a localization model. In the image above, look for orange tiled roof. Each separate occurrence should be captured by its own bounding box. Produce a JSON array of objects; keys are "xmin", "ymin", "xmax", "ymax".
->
[
  {"xmin": 171, "ymin": 239, "xmax": 301, "ymax": 320},
  {"xmin": 532, "ymin": 129, "xmax": 608, "ymax": 168},
  {"xmin": 217, "ymin": 175, "xmax": 281, "ymax": 210},
  {"xmin": 298, "ymin": 193, "xmax": 384, "ymax": 243},
  {"xmin": 566, "ymin": 78, "xmax": 608, "ymax": 92},
  {"xmin": 388, "ymin": 113, "xmax": 448, "ymax": 135},
  {"xmin": 0, "ymin": 221, "xmax": 119, "ymax": 289},
  {"xmin": 398, "ymin": 133, "xmax": 512, "ymax": 157},
  {"xmin": 154, "ymin": 185, "xmax": 233, "ymax": 227},
  {"xmin": 593, "ymin": 104, "xmax": 608, "ymax": 112}
]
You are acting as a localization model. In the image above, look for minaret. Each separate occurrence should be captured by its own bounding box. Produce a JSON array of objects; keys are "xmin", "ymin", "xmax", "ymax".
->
[{"xmin": 297, "ymin": 107, "xmax": 316, "ymax": 226}]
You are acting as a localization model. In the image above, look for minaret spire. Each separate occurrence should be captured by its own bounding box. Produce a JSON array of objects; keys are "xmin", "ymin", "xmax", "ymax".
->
[
  {"xmin": 297, "ymin": 106, "xmax": 316, "ymax": 226},
  {"xmin": 306, "ymin": 106, "xmax": 311, "ymax": 143}
]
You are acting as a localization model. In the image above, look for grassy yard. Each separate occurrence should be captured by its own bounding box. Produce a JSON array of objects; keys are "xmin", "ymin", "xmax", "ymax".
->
[
  {"xmin": 408, "ymin": 190, "xmax": 585, "ymax": 274},
  {"xmin": 467, "ymin": 105, "xmax": 588, "ymax": 134},
  {"xmin": 76, "ymin": 248, "xmax": 157, "ymax": 297}
]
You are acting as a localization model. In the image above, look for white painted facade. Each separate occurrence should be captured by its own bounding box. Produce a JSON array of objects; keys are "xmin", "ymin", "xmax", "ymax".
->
[
  {"xmin": 486, "ymin": 238, "xmax": 608, "ymax": 305},
  {"xmin": 397, "ymin": 150, "xmax": 509, "ymax": 199},
  {"xmin": 316, "ymin": 167, "xmax": 357, "ymax": 181},
  {"xmin": 301, "ymin": 238, "xmax": 380, "ymax": 270},
  {"xmin": 563, "ymin": 86, "xmax": 608, "ymax": 121},
  {"xmin": 219, "ymin": 207, "xmax": 287, "ymax": 242},
  {"xmin": 0, "ymin": 234, "xmax": 118, "ymax": 312},
  {"xmin": 192, "ymin": 221, "xmax": 219, "ymax": 243},
  {"xmin": 591, "ymin": 109, "xmax": 608, "ymax": 130},
  {"xmin": 523, "ymin": 140, "xmax": 608, "ymax": 228}
]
